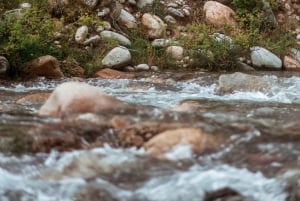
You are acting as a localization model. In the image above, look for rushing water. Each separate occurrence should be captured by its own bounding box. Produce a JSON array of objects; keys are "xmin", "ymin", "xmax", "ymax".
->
[{"xmin": 1, "ymin": 72, "xmax": 300, "ymax": 201}]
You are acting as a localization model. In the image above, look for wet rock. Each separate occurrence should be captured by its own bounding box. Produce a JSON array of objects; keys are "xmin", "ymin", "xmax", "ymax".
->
[
  {"xmin": 204, "ymin": 187, "xmax": 252, "ymax": 201},
  {"xmin": 141, "ymin": 13, "xmax": 165, "ymax": 39},
  {"xmin": 100, "ymin": 30, "xmax": 131, "ymax": 46},
  {"xmin": 75, "ymin": 25, "xmax": 89, "ymax": 44},
  {"xmin": 22, "ymin": 55, "xmax": 64, "ymax": 79},
  {"xmin": 118, "ymin": 9, "xmax": 137, "ymax": 28},
  {"xmin": 203, "ymin": 1, "xmax": 237, "ymax": 28},
  {"xmin": 166, "ymin": 46, "xmax": 184, "ymax": 60},
  {"xmin": 250, "ymin": 46, "xmax": 282, "ymax": 70},
  {"xmin": 94, "ymin": 68, "xmax": 135, "ymax": 79},
  {"xmin": 284, "ymin": 56, "xmax": 300, "ymax": 70},
  {"xmin": 32, "ymin": 132, "xmax": 82, "ymax": 153},
  {"xmin": 216, "ymin": 72, "xmax": 270, "ymax": 94},
  {"xmin": 144, "ymin": 128, "xmax": 218, "ymax": 158},
  {"xmin": 102, "ymin": 46, "xmax": 132, "ymax": 69},
  {"xmin": 0, "ymin": 56, "xmax": 9, "ymax": 75},
  {"xmin": 38, "ymin": 82, "xmax": 126, "ymax": 118},
  {"xmin": 118, "ymin": 122, "xmax": 188, "ymax": 147},
  {"xmin": 15, "ymin": 93, "xmax": 51, "ymax": 104},
  {"xmin": 75, "ymin": 185, "xmax": 118, "ymax": 201}
]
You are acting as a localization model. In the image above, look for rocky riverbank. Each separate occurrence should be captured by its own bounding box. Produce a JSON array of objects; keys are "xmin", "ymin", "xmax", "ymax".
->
[{"xmin": 0, "ymin": 0, "xmax": 300, "ymax": 79}]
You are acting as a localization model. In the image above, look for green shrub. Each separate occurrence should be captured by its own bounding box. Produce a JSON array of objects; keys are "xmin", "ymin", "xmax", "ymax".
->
[{"xmin": 1, "ymin": 6, "xmax": 62, "ymax": 73}]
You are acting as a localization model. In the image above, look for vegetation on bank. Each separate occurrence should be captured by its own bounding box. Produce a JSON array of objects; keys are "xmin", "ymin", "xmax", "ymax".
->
[{"xmin": 0, "ymin": 0, "xmax": 299, "ymax": 77}]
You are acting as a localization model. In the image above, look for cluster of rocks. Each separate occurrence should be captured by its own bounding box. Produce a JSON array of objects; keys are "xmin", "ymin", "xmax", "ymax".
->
[{"xmin": 1, "ymin": 0, "xmax": 300, "ymax": 79}]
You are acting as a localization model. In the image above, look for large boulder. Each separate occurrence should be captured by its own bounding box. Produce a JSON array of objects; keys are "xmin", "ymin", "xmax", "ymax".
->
[
  {"xmin": 203, "ymin": 1, "xmax": 237, "ymax": 28},
  {"xmin": 250, "ymin": 46, "xmax": 282, "ymax": 70},
  {"xmin": 215, "ymin": 72, "xmax": 271, "ymax": 94},
  {"xmin": 141, "ymin": 13, "xmax": 165, "ymax": 39},
  {"xmin": 38, "ymin": 82, "xmax": 125, "ymax": 118},
  {"xmin": 23, "ymin": 55, "xmax": 63, "ymax": 78},
  {"xmin": 0, "ymin": 56, "xmax": 9, "ymax": 75},
  {"xmin": 101, "ymin": 46, "xmax": 131, "ymax": 69},
  {"xmin": 144, "ymin": 128, "xmax": 218, "ymax": 158}
]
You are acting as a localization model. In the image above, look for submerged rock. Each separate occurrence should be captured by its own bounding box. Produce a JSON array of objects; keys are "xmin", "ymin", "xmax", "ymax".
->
[
  {"xmin": 215, "ymin": 72, "xmax": 271, "ymax": 94},
  {"xmin": 38, "ymin": 82, "xmax": 126, "ymax": 118},
  {"xmin": 94, "ymin": 68, "xmax": 135, "ymax": 79},
  {"xmin": 144, "ymin": 128, "xmax": 218, "ymax": 158},
  {"xmin": 16, "ymin": 93, "xmax": 51, "ymax": 104}
]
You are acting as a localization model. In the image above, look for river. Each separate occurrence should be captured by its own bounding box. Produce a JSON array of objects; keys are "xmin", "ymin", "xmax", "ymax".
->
[{"xmin": 0, "ymin": 71, "xmax": 300, "ymax": 201}]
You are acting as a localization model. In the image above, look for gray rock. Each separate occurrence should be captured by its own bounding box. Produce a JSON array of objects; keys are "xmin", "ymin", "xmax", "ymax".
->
[
  {"xmin": 236, "ymin": 61, "xmax": 255, "ymax": 71},
  {"xmin": 0, "ymin": 56, "xmax": 9, "ymax": 75},
  {"xmin": 137, "ymin": 0, "xmax": 154, "ymax": 8},
  {"xmin": 151, "ymin": 39, "xmax": 174, "ymax": 47},
  {"xmin": 167, "ymin": 3, "xmax": 179, "ymax": 8},
  {"xmin": 167, "ymin": 7, "xmax": 185, "ymax": 18},
  {"xmin": 118, "ymin": 9, "xmax": 137, "ymax": 28},
  {"xmin": 212, "ymin": 33, "xmax": 233, "ymax": 44},
  {"xmin": 290, "ymin": 48, "xmax": 300, "ymax": 63},
  {"xmin": 135, "ymin": 63, "xmax": 150, "ymax": 71},
  {"xmin": 84, "ymin": 35, "xmax": 101, "ymax": 45},
  {"xmin": 250, "ymin": 46, "xmax": 282, "ymax": 70},
  {"xmin": 102, "ymin": 46, "xmax": 132, "ymax": 69},
  {"xmin": 216, "ymin": 72, "xmax": 270, "ymax": 94},
  {"xmin": 75, "ymin": 26, "xmax": 89, "ymax": 44},
  {"xmin": 151, "ymin": 66, "xmax": 159, "ymax": 71},
  {"xmin": 164, "ymin": 15, "xmax": 177, "ymax": 24},
  {"xmin": 100, "ymin": 31, "xmax": 131, "ymax": 46}
]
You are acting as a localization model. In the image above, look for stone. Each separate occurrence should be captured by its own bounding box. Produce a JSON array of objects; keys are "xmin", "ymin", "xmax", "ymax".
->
[
  {"xmin": 101, "ymin": 46, "xmax": 132, "ymax": 69},
  {"xmin": 16, "ymin": 93, "xmax": 51, "ymax": 104},
  {"xmin": 20, "ymin": 3, "xmax": 32, "ymax": 9},
  {"xmin": 83, "ymin": 35, "xmax": 101, "ymax": 45},
  {"xmin": 137, "ymin": 0, "xmax": 154, "ymax": 8},
  {"xmin": 166, "ymin": 46, "xmax": 184, "ymax": 60},
  {"xmin": 135, "ymin": 63, "xmax": 150, "ymax": 71},
  {"xmin": 118, "ymin": 9, "xmax": 137, "ymax": 28},
  {"xmin": 236, "ymin": 61, "xmax": 255, "ymax": 71},
  {"xmin": 144, "ymin": 128, "xmax": 218, "ymax": 158},
  {"xmin": 284, "ymin": 56, "xmax": 300, "ymax": 70},
  {"xmin": 290, "ymin": 48, "xmax": 300, "ymax": 63},
  {"xmin": 151, "ymin": 39, "xmax": 173, "ymax": 47},
  {"xmin": 141, "ymin": 13, "xmax": 165, "ymax": 39},
  {"xmin": 75, "ymin": 25, "xmax": 89, "ymax": 44},
  {"xmin": 23, "ymin": 55, "xmax": 63, "ymax": 78},
  {"xmin": 81, "ymin": 0, "xmax": 99, "ymax": 8},
  {"xmin": 94, "ymin": 68, "xmax": 135, "ymax": 79},
  {"xmin": 250, "ymin": 46, "xmax": 282, "ymax": 70},
  {"xmin": 38, "ymin": 82, "xmax": 125, "ymax": 118},
  {"xmin": 167, "ymin": 7, "xmax": 185, "ymax": 18},
  {"xmin": 100, "ymin": 31, "xmax": 131, "ymax": 46},
  {"xmin": 203, "ymin": 1, "xmax": 237, "ymax": 28},
  {"xmin": 164, "ymin": 15, "xmax": 177, "ymax": 24},
  {"xmin": 61, "ymin": 58, "xmax": 85, "ymax": 77},
  {"xmin": 0, "ymin": 56, "xmax": 9, "ymax": 75},
  {"xmin": 215, "ymin": 72, "xmax": 271, "ymax": 94},
  {"xmin": 212, "ymin": 33, "xmax": 233, "ymax": 45}
]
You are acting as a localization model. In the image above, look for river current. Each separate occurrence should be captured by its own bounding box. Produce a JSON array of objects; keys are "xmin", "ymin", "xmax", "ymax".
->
[{"xmin": 0, "ymin": 72, "xmax": 300, "ymax": 201}]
